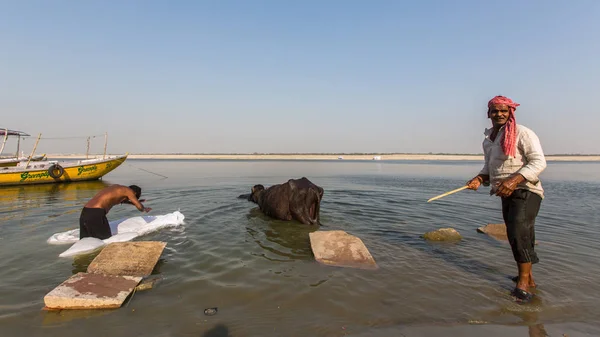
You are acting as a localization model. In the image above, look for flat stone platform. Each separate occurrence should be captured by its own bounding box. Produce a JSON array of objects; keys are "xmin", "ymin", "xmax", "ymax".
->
[
  {"xmin": 44, "ymin": 241, "xmax": 166, "ymax": 310},
  {"xmin": 309, "ymin": 230, "xmax": 378, "ymax": 270},
  {"xmin": 87, "ymin": 241, "xmax": 166, "ymax": 277},
  {"xmin": 43, "ymin": 272, "xmax": 142, "ymax": 310}
]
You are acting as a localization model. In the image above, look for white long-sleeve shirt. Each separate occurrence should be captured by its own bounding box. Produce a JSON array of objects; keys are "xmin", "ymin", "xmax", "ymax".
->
[{"xmin": 479, "ymin": 124, "xmax": 547, "ymax": 199}]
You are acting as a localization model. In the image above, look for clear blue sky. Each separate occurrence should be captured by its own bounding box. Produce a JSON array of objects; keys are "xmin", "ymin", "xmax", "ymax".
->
[{"xmin": 1, "ymin": 1, "xmax": 598, "ymax": 155}]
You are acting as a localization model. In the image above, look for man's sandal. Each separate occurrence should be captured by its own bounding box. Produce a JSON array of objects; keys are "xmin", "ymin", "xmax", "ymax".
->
[{"xmin": 512, "ymin": 288, "xmax": 534, "ymax": 303}]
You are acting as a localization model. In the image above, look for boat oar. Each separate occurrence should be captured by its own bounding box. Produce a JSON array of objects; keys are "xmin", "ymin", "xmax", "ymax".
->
[{"xmin": 427, "ymin": 185, "xmax": 469, "ymax": 203}]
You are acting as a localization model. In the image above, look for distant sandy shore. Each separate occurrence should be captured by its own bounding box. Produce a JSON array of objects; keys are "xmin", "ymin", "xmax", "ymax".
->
[{"xmin": 45, "ymin": 153, "xmax": 600, "ymax": 162}]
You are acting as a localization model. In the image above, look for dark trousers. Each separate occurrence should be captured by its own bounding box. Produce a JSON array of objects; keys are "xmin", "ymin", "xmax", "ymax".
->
[
  {"xmin": 79, "ymin": 207, "xmax": 112, "ymax": 240},
  {"xmin": 502, "ymin": 189, "xmax": 542, "ymax": 264}
]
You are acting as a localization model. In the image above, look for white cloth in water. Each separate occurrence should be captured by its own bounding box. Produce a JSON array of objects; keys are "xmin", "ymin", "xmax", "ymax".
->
[{"xmin": 47, "ymin": 211, "xmax": 185, "ymax": 257}]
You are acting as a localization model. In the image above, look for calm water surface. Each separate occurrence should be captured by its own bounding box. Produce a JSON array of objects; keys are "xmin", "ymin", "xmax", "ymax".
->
[{"xmin": 1, "ymin": 159, "xmax": 600, "ymax": 337}]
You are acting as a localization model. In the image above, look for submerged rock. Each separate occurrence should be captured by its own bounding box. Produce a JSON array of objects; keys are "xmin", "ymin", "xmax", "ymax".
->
[
  {"xmin": 422, "ymin": 228, "xmax": 462, "ymax": 241},
  {"xmin": 135, "ymin": 275, "xmax": 162, "ymax": 291}
]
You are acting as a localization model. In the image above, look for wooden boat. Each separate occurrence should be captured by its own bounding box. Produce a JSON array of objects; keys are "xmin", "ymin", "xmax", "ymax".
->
[
  {"xmin": 0, "ymin": 128, "xmax": 47, "ymax": 167},
  {"xmin": 0, "ymin": 130, "xmax": 128, "ymax": 187},
  {"xmin": 0, "ymin": 154, "xmax": 128, "ymax": 186}
]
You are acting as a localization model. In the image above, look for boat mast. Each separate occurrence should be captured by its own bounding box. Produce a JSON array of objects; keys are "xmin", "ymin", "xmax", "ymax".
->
[
  {"xmin": 0, "ymin": 128, "xmax": 8, "ymax": 156},
  {"xmin": 16, "ymin": 135, "xmax": 21, "ymax": 158},
  {"xmin": 103, "ymin": 132, "xmax": 108, "ymax": 159}
]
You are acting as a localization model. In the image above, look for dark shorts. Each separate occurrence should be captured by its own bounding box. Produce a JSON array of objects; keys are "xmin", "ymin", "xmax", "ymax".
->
[
  {"xmin": 79, "ymin": 207, "xmax": 112, "ymax": 240},
  {"xmin": 502, "ymin": 189, "xmax": 542, "ymax": 264}
]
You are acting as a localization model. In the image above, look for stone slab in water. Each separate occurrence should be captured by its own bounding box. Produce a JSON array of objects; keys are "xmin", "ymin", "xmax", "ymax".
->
[
  {"xmin": 422, "ymin": 228, "xmax": 462, "ymax": 241},
  {"xmin": 87, "ymin": 241, "xmax": 166, "ymax": 277},
  {"xmin": 309, "ymin": 230, "xmax": 378, "ymax": 270},
  {"xmin": 44, "ymin": 272, "xmax": 142, "ymax": 310},
  {"xmin": 477, "ymin": 223, "xmax": 508, "ymax": 241}
]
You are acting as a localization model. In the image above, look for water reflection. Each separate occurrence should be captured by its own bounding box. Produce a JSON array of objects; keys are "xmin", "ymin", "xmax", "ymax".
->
[
  {"xmin": 0, "ymin": 180, "xmax": 108, "ymax": 201},
  {"xmin": 0, "ymin": 180, "xmax": 109, "ymax": 223}
]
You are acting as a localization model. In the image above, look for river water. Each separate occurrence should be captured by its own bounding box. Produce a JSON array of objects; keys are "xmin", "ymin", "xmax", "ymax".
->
[{"xmin": 1, "ymin": 159, "xmax": 599, "ymax": 337}]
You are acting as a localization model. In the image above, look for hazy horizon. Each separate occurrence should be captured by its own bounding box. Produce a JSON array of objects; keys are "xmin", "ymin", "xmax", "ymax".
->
[{"xmin": 2, "ymin": 1, "xmax": 599, "ymax": 155}]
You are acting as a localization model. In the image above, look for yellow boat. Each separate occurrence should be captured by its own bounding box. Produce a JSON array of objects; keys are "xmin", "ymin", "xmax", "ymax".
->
[{"xmin": 0, "ymin": 154, "xmax": 128, "ymax": 186}]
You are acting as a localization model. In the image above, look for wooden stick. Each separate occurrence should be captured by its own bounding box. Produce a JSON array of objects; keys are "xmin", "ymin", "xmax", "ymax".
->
[
  {"xmin": 427, "ymin": 185, "xmax": 469, "ymax": 203},
  {"xmin": 25, "ymin": 133, "xmax": 42, "ymax": 168}
]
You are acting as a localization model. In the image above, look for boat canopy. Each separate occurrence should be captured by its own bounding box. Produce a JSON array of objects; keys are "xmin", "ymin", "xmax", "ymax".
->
[{"xmin": 0, "ymin": 129, "xmax": 31, "ymax": 137}]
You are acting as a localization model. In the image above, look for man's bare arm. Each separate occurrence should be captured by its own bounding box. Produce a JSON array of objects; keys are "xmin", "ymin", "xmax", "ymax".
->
[{"xmin": 124, "ymin": 188, "xmax": 150, "ymax": 212}]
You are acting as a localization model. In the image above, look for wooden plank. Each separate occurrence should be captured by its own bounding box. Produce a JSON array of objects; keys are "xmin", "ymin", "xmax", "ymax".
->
[
  {"xmin": 44, "ymin": 272, "xmax": 141, "ymax": 310},
  {"xmin": 87, "ymin": 241, "xmax": 166, "ymax": 277},
  {"xmin": 309, "ymin": 230, "xmax": 378, "ymax": 270}
]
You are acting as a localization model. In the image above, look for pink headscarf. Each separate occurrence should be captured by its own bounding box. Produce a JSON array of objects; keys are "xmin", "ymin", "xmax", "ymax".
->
[{"xmin": 488, "ymin": 95, "xmax": 520, "ymax": 158}]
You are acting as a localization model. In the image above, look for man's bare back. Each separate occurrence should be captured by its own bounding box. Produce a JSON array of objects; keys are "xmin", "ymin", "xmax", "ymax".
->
[{"xmin": 84, "ymin": 184, "xmax": 151, "ymax": 214}]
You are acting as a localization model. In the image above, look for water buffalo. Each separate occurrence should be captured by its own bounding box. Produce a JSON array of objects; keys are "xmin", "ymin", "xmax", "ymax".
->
[{"xmin": 239, "ymin": 177, "xmax": 324, "ymax": 225}]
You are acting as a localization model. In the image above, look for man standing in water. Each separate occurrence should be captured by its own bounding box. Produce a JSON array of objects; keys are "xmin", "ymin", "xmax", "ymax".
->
[
  {"xmin": 80, "ymin": 184, "xmax": 151, "ymax": 240},
  {"xmin": 466, "ymin": 95, "xmax": 547, "ymax": 303}
]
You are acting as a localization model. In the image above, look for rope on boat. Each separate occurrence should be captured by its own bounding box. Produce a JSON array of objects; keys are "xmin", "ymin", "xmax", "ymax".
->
[
  {"xmin": 36, "ymin": 134, "xmax": 106, "ymax": 140},
  {"xmin": 127, "ymin": 164, "xmax": 168, "ymax": 179},
  {"xmin": 15, "ymin": 134, "xmax": 105, "ymax": 140}
]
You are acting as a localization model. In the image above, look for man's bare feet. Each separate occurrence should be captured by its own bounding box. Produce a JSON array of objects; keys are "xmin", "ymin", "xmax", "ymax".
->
[
  {"xmin": 528, "ymin": 271, "xmax": 536, "ymax": 288},
  {"xmin": 512, "ymin": 273, "xmax": 537, "ymax": 288}
]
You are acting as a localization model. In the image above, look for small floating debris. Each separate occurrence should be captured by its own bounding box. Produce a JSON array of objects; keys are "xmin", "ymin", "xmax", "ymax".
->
[{"xmin": 204, "ymin": 307, "xmax": 218, "ymax": 316}]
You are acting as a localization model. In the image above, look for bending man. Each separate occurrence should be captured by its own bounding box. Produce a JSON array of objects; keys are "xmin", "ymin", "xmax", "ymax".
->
[
  {"xmin": 466, "ymin": 95, "xmax": 546, "ymax": 303},
  {"xmin": 79, "ymin": 184, "xmax": 152, "ymax": 240}
]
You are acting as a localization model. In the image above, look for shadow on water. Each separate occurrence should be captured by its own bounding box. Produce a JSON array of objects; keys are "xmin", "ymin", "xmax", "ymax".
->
[
  {"xmin": 377, "ymin": 224, "xmax": 515, "ymax": 292},
  {"xmin": 425, "ymin": 240, "xmax": 513, "ymax": 289},
  {"xmin": 244, "ymin": 207, "xmax": 317, "ymax": 262},
  {"xmin": 152, "ymin": 258, "xmax": 166, "ymax": 274},
  {"xmin": 405, "ymin": 235, "xmax": 561, "ymax": 328},
  {"xmin": 203, "ymin": 324, "xmax": 232, "ymax": 337},
  {"xmin": 72, "ymin": 251, "xmax": 101, "ymax": 274},
  {"xmin": 41, "ymin": 308, "xmax": 115, "ymax": 326},
  {"xmin": 515, "ymin": 311, "xmax": 549, "ymax": 337}
]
